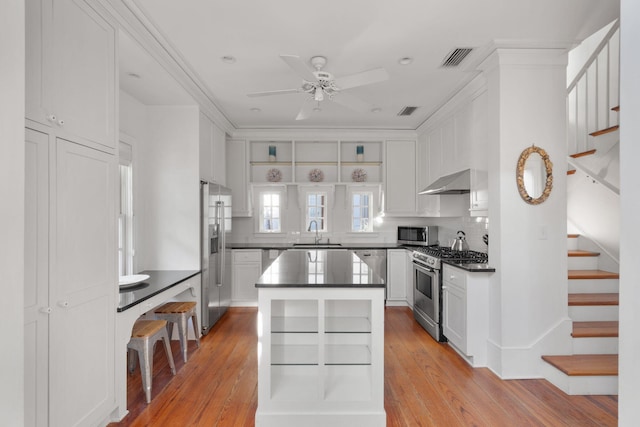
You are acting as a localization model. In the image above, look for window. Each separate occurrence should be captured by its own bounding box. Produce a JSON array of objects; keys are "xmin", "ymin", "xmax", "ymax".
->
[
  {"xmin": 118, "ymin": 141, "xmax": 134, "ymax": 276},
  {"xmin": 306, "ymin": 192, "xmax": 327, "ymax": 232},
  {"xmin": 351, "ymin": 191, "xmax": 373, "ymax": 232},
  {"xmin": 260, "ymin": 192, "xmax": 281, "ymax": 232}
]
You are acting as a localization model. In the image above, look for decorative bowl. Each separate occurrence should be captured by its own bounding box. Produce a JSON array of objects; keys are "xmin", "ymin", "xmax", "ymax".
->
[
  {"xmin": 308, "ymin": 168, "xmax": 324, "ymax": 182},
  {"xmin": 352, "ymin": 168, "xmax": 367, "ymax": 182},
  {"xmin": 266, "ymin": 168, "xmax": 282, "ymax": 182}
]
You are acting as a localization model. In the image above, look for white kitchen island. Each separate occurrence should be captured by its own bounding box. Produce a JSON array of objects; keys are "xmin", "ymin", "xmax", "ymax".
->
[{"xmin": 255, "ymin": 250, "xmax": 386, "ymax": 427}]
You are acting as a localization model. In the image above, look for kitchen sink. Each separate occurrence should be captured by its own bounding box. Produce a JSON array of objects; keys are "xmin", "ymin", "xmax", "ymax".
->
[{"xmin": 292, "ymin": 243, "xmax": 343, "ymax": 248}]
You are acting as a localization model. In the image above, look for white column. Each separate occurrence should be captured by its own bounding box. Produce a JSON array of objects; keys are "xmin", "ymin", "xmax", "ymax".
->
[
  {"xmin": 480, "ymin": 48, "xmax": 570, "ymax": 377},
  {"xmin": 618, "ymin": 0, "xmax": 640, "ymax": 423}
]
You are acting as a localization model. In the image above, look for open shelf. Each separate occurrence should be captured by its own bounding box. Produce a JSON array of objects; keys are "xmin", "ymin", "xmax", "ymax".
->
[
  {"xmin": 272, "ymin": 316, "xmax": 318, "ymax": 333},
  {"xmin": 325, "ymin": 344, "xmax": 372, "ymax": 365},
  {"xmin": 325, "ymin": 316, "xmax": 371, "ymax": 333},
  {"xmin": 272, "ymin": 345, "xmax": 319, "ymax": 365}
]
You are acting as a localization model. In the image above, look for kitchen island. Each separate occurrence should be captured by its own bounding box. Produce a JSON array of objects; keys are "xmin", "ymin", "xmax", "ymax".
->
[{"xmin": 255, "ymin": 250, "xmax": 386, "ymax": 427}]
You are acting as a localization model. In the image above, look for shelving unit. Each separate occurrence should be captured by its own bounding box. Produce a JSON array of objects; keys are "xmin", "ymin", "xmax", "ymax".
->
[
  {"xmin": 256, "ymin": 288, "xmax": 385, "ymax": 427},
  {"xmin": 248, "ymin": 140, "xmax": 383, "ymax": 185}
]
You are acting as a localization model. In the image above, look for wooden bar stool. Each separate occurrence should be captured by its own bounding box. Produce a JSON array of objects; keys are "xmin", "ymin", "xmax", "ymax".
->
[
  {"xmin": 127, "ymin": 319, "xmax": 176, "ymax": 403},
  {"xmin": 154, "ymin": 301, "xmax": 200, "ymax": 363}
]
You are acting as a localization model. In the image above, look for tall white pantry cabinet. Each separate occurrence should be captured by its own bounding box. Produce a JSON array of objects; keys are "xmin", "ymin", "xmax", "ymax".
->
[{"xmin": 25, "ymin": 0, "xmax": 118, "ymax": 426}]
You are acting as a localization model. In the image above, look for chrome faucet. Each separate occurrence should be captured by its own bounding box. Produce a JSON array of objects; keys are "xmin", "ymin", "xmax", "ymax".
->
[{"xmin": 308, "ymin": 220, "xmax": 321, "ymax": 244}]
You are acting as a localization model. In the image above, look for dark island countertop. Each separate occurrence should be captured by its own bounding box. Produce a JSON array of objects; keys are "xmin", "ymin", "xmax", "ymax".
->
[
  {"xmin": 117, "ymin": 270, "xmax": 200, "ymax": 312},
  {"xmin": 229, "ymin": 242, "xmax": 402, "ymax": 250},
  {"xmin": 256, "ymin": 249, "xmax": 385, "ymax": 288}
]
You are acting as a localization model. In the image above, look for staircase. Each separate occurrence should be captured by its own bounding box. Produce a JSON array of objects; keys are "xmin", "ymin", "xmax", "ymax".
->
[
  {"xmin": 541, "ymin": 234, "xmax": 619, "ymax": 394},
  {"xmin": 541, "ymin": 21, "xmax": 621, "ymax": 395}
]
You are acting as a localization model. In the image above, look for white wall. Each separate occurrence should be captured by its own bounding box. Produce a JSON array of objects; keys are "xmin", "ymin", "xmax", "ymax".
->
[
  {"xmin": 0, "ymin": 1, "xmax": 25, "ymax": 424},
  {"xmin": 137, "ymin": 106, "xmax": 201, "ymax": 270},
  {"xmin": 481, "ymin": 49, "xmax": 570, "ymax": 377},
  {"xmin": 618, "ymin": 0, "xmax": 640, "ymax": 423}
]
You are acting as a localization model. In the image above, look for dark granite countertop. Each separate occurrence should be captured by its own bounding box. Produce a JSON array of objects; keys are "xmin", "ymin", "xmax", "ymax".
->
[
  {"xmin": 117, "ymin": 270, "xmax": 200, "ymax": 312},
  {"xmin": 256, "ymin": 249, "xmax": 385, "ymax": 288},
  {"xmin": 442, "ymin": 261, "xmax": 495, "ymax": 272},
  {"xmin": 229, "ymin": 242, "xmax": 402, "ymax": 250}
]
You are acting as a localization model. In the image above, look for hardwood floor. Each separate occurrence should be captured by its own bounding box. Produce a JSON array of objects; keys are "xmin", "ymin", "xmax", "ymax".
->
[{"xmin": 109, "ymin": 307, "xmax": 617, "ymax": 426}]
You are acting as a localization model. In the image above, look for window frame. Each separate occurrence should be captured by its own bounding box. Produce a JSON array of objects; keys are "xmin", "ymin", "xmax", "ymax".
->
[{"xmin": 253, "ymin": 184, "xmax": 287, "ymax": 235}]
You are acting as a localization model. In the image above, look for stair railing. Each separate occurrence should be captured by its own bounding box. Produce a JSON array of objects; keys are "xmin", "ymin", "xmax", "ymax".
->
[{"xmin": 567, "ymin": 20, "xmax": 620, "ymax": 156}]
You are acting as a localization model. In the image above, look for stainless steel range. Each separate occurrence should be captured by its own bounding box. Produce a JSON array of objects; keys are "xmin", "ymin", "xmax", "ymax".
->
[{"xmin": 411, "ymin": 246, "xmax": 488, "ymax": 342}]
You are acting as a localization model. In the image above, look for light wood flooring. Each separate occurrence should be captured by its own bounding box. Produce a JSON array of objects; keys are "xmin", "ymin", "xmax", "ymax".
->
[{"xmin": 109, "ymin": 307, "xmax": 617, "ymax": 426}]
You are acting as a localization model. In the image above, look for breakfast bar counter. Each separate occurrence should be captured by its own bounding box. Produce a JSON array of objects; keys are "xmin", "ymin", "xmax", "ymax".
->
[{"xmin": 255, "ymin": 250, "xmax": 386, "ymax": 427}]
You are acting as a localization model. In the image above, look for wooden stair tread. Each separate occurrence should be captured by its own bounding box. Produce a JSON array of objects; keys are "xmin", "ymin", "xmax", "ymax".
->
[
  {"xmin": 570, "ymin": 149, "xmax": 597, "ymax": 158},
  {"xmin": 567, "ymin": 234, "xmax": 580, "ymax": 238},
  {"xmin": 572, "ymin": 321, "xmax": 619, "ymax": 338},
  {"xmin": 568, "ymin": 250, "xmax": 600, "ymax": 257},
  {"xmin": 568, "ymin": 270, "xmax": 619, "ymax": 279},
  {"xmin": 589, "ymin": 125, "xmax": 619, "ymax": 137},
  {"xmin": 541, "ymin": 354, "xmax": 618, "ymax": 376},
  {"xmin": 568, "ymin": 293, "xmax": 619, "ymax": 306},
  {"xmin": 567, "ymin": 169, "xmax": 576, "ymax": 175}
]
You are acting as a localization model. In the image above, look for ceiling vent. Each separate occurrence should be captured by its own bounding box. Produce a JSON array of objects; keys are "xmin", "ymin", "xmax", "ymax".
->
[
  {"xmin": 441, "ymin": 48, "xmax": 474, "ymax": 67},
  {"xmin": 397, "ymin": 106, "xmax": 419, "ymax": 116}
]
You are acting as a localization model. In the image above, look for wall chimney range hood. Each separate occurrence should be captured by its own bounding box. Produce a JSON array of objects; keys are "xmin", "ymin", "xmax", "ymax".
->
[{"xmin": 418, "ymin": 169, "xmax": 471, "ymax": 195}]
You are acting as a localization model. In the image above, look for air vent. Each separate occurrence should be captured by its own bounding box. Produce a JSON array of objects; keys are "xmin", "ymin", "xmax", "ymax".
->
[
  {"xmin": 441, "ymin": 48, "xmax": 474, "ymax": 67},
  {"xmin": 397, "ymin": 106, "xmax": 419, "ymax": 116}
]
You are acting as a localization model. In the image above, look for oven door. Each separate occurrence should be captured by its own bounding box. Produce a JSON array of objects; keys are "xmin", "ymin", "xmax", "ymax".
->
[{"xmin": 413, "ymin": 261, "xmax": 442, "ymax": 341}]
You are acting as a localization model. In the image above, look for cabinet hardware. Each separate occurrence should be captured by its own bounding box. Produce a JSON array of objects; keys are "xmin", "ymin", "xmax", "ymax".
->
[{"xmin": 39, "ymin": 307, "xmax": 53, "ymax": 314}]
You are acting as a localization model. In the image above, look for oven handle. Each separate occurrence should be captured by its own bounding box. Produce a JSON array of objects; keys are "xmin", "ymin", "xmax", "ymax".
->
[{"xmin": 412, "ymin": 260, "xmax": 435, "ymax": 273}]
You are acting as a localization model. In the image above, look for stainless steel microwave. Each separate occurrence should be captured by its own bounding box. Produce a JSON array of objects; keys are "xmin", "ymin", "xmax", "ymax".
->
[{"xmin": 397, "ymin": 226, "xmax": 438, "ymax": 246}]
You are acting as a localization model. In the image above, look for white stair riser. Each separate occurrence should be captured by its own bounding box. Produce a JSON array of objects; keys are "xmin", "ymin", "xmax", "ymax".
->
[
  {"xmin": 568, "ymin": 279, "xmax": 619, "ymax": 293},
  {"xmin": 572, "ymin": 337, "xmax": 619, "ymax": 355},
  {"xmin": 541, "ymin": 362, "xmax": 618, "ymax": 395},
  {"xmin": 569, "ymin": 306, "xmax": 619, "ymax": 322},
  {"xmin": 568, "ymin": 257, "xmax": 599, "ymax": 270},
  {"xmin": 568, "ymin": 237, "xmax": 579, "ymax": 251}
]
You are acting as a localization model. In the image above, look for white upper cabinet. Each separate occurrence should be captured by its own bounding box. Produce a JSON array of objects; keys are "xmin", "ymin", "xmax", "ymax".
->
[
  {"xmin": 26, "ymin": 0, "xmax": 116, "ymax": 150},
  {"xmin": 227, "ymin": 139, "xmax": 251, "ymax": 216},
  {"xmin": 199, "ymin": 113, "xmax": 227, "ymax": 185},
  {"xmin": 384, "ymin": 140, "xmax": 417, "ymax": 216}
]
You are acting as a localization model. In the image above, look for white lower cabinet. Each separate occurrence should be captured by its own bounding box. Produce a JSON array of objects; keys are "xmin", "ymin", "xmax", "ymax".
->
[
  {"xmin": 232, "ymin": 250, "xmax": 262, "ymax": 305},
  {"xmin": 24, "ymin": 127, "xmax": 117, "ymax": 426},
  {"xmin": 442, "ymin": 264, "xmax": 490, "ymax": 367},
  {"xmin": 256, "ymin": 288, "xmax": 385, "ymax": 426},
  {"xmin": 387, "ymin": 249, "xmax": 411, "ymax": 306}
]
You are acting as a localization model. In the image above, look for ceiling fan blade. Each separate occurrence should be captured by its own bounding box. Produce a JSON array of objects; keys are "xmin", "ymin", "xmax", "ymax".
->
[
  {"xmin": 247, "ymin": 88, "xmax": 302, "ymax": 97},
  {"xmin": 334, "ymin": 68, "xmax": 389, "ymax": 90},
  {"xmin": 330, "ymin": 92, "xmax": 372, "ymax": 113},
  {"xmin": 295, "ymin": 98, "xmax": 316, "ymax": 121},
  {"xmin": 280, "ymin": 54, "xmax": 318, "ymax": 82}
]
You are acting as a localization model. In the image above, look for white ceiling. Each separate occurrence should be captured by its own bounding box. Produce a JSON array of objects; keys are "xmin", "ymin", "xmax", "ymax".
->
[{"xmin": 121, "ymin": 0, "xmax": 618, "ymax": 130}]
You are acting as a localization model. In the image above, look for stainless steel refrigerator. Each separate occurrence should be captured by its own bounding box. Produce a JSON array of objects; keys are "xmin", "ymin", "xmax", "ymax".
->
[{"xmin": 201, "ymin": 181, "xmax": 232, "ymax": 335}]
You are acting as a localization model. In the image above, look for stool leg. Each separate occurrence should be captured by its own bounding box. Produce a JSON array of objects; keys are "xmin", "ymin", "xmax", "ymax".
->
[
  {"xmin": 160, "ymin": 328, "xmax": 177, "ymax": 375},
  {"xmin": 127, "ymin": 348, "xmax": 137, "ymax": 374},
  {"xmin": 139, "ymin": 339, "xmax": 153, "ymax": 404},
  {"xmin": 191, "ymin": 312, "xmax": 200, "ymax": 349},
  {"xmin": 178, "ymin": 314, "xmax": 188, "ymax": 363},
  {"xmin": 165, "ymin": 321, "xmax": 174, "ymax": 342}
]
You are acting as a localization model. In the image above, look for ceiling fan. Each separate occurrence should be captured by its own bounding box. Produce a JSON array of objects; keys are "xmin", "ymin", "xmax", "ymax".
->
[{"xmin": 247, "ymin": 55, "xmax": 389, "ymax": 120}]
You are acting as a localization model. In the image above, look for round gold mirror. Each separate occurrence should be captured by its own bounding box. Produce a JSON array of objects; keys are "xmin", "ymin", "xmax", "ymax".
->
[{"xmin": 516, "ymin": 145, "xmax": 553, "ymax": 205}]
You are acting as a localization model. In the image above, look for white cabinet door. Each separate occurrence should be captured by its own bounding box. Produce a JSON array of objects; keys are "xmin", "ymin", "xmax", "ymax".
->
[
  {"xmin": 387, "ymin": 249, "xmax": 407, "ymax": 302},
  {"xmin": 24, "ymin": 128, "xmax": 50, "ymax": 427},
  {"xmin": 26, "ymin": 0, "xmax": 116, "ymax": 149},
  {"xmin": 232, "ymin": 250, "xmax": 262, "ymax": 304},
  {"xmin": 199, "ymin": 112, "xmax": 214, "ymax": 182},
  {"xmin": 50, "ymin": 138, "xmax": 116, "ymax": 427},
  {"xmin": 227, "ymin": 139, "xmax": 251, "ymax": 216},
  {"xmin": 212, "ymin": 123, "xmax": 227, "ymax": 185},
  {"xmin": 384, "ymin": 140, "xmax": 416, "ymax": 216},
  {"xmin": 442, "ymin": 282, "xmax": 466, "ymax": 352},
  {"xmin": 404, "ymin": 251, "xmax": 414, "ymax": 308}
]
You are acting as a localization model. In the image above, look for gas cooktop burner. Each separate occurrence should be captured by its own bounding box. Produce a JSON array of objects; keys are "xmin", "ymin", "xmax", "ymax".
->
[{"xmin": 413, "ymin": 245, "xmax": 488, "ymax": 264}]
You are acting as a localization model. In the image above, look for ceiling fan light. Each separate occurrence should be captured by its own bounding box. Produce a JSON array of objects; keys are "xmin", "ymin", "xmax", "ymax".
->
[{"xmin": 314, "ymin": 88, "xmax": 324, "ymax": 102}]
